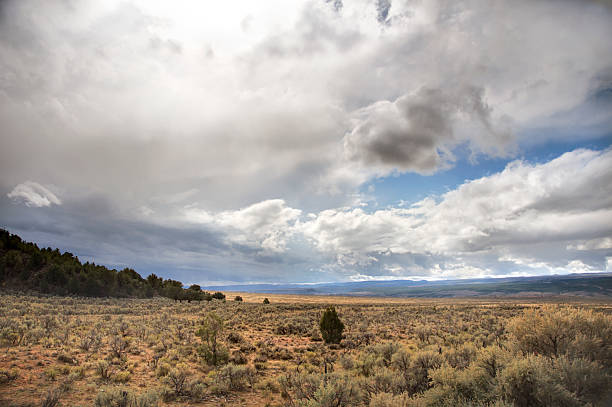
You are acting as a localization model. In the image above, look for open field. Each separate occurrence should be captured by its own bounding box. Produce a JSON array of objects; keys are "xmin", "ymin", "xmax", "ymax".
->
[
  {"xmin": 225, "ymin": 291, "xmax": 612, "ymax": 305},
  {"xmin": 1, "ymin": 294, "xmax": 611, "ymax": 407}
]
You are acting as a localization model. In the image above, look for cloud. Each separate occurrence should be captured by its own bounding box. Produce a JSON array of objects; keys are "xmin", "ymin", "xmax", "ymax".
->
[
  {"xmin": 7, "ymin": 181, "xmax": 61, "ymax": 207},
  {"xmin": 376, "ymin": 0, "xmax": 391, "ymax": 24},
  {"xmin": 301, "ymin": 148, "xmax": 612, "ymax": 275},
  {"xmin": 184, "ymin": 199, "xmax": 301, "ymax": 253},
  {"xmin": 343, "ymin": 85, "xmax": 512, "ymax": 175},
  {"xmin": 1, "ymin": 0, "xmax": 610, "ymax": 213},
  {"xmin": 568, "ymin": 237, "xmax": 612, "ymax": 251},
  {"xmin": 1, "ymin": 148, "xmax": 610, "ymax": 283},
  {"xmin": 0, "ymin": 0, "xmax": 611, "ymax": 283}
]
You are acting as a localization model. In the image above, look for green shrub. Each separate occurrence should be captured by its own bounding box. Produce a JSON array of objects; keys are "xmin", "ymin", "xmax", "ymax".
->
[
  {"xmin": 113, "ymin": 370, "xmax": 131, "ymax": 383},
  {"xmin": 196, "ymin": 312, "xmax": 228, "ymax": 366},
  {"xmin": 320, "ymin": 306, "xmax": 344, "ymax": 344},
  {"xmin": 211, "ymin": 292, "xmax": 226, "ymax": 300}
]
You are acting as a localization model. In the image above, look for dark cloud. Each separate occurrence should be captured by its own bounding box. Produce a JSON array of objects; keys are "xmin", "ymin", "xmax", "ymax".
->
[
  {"xmin": 376, "ymin": 0, "xmax": 391, "ymax": 24},
  {"xmin": 0, "ymin": 191, "xmax": 304, "ymax": 284},
  {"xmin": 344, "ymin": 85, "xmax": 512, "ymax": 174},
  {"xmin": 326, "ymin": 0, "xmax": 343, "ymax": 12}
]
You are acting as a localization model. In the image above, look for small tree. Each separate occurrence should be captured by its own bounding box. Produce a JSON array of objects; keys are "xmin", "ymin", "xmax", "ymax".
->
[
  {"xmin": 212, "ymin": 291, "xmax": 226, "ymax": 300},
  {"xmin": 196, "ymin": 312, "xmax": 228, "ymax": 366},
  {"xmin": 164, "ymin": 363, "xmax": 191, "ymax": 396},
  {"xmin": 320, "ymin": 306, "xmax": 344, "ymax": 344}
]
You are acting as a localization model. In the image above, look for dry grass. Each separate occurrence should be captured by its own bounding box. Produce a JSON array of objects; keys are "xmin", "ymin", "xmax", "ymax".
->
[{"xmin": 1, "ymin": 293, "xmax": 610, "ymax": 407}]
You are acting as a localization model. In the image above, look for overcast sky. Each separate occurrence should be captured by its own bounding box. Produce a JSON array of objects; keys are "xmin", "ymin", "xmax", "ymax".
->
[{"xmin": 1, "ymin": 0, "xmax": 611, "ymax": 285}]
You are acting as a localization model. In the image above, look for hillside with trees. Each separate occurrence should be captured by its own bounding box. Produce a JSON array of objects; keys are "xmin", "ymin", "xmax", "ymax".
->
[{"xmin": 0, "ymin": 229, "xmax": 223, "ymax": 301}]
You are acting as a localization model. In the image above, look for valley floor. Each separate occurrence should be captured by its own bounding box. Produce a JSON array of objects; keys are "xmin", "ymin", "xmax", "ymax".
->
[{"xmin": 1, "ymin": 293, "xmax": 611, "ymax": 406}]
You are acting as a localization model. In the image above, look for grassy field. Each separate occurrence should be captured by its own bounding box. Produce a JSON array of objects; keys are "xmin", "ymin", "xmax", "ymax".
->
[{"xmin": 1, "ymin": 293, "xmax": 611, "ymax": 407}]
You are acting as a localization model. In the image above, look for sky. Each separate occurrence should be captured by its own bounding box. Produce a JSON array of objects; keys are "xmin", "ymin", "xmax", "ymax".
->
[{"xmin": 1, "ymin": 0, "xmax": 611, "ymax": 285}]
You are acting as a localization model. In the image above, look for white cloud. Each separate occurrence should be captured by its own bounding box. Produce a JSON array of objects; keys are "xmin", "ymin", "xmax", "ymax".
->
[
  {"xmin": 184, "ymin": 199, "xmax": 301, "ymax": 253},
  {"xmin": 301, "ymin": 148, "xmax": 612, "ymax": 275},
  {"xmin": 7, "ymin": 181, "xmax": 61, "ymax": 207},
  {"xmin": 569, "ymin": 238, "xmax": 612, "ymax": 251}
]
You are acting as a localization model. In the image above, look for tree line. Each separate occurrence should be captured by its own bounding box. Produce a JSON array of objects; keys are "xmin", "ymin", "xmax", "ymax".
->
[{"xmin": 0, "ymin": 228, "xmax": 225, "ymax": 301}]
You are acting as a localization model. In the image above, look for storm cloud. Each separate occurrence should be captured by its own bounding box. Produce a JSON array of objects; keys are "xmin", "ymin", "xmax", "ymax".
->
[
  {"xmin": 344, "ymin": 85, "xmax": 512, "ymax": 175},
  {"xmin": 1, "ymin": 0, "xmax": 611, "ymax": 283}
]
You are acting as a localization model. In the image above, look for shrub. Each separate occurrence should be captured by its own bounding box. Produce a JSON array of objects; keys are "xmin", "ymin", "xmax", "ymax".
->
[
  {"xmin": 216, "ymin": 364, "xmax": 257, "ymax": 391},
  {"xmin": 508, "ymin": 306, "xmax": 612, "ymax": 362},
  {"xmin": 163, "ymin": 363, "xmax": 191, "ymax": 396},
  {"xmin": 227, "ymin": 331, "xmax": 244, "ymax": 344},
  {"xmin": 369, "ymin": 392, "xmax": 411, "ymax": 407},
  {"xmin": 263, "ymin": 298, "xmax": 270, "ymax": 304},
  {"xmin": 229, "ymin": 350, "xmax": 248, "ymax": 365},
  {"xmin": 196, "ymin": 312, "xmax": 228, "ymax": 366},
  {"xmin": 275, "ymin": 316, "xmax": 312, "ymax": 336},
  {"xmin": 320, "ymin": 306, "xmax": 344, "ymax": 344},
  {"xmin": 57, "ymin": 352, "xmax": 77, "ymax": 365},
  {"xmin": 155, "ymin": 362, "xmax": 171, "ymax": 378},
  {"xmin": 44, "ymin": 367, "xmax": 59, "ymax": 381},
  {"xmin": 0, "ymin": 368, "xmax": 19, "ymax": 384},
  {"xmin": 68, "ymin": 366, "xmax": 86, "ymax": 381},
  {"xmin": 94, "ymin": 387, "xmax": 159, "ymax": 407},
  {"xmin": 95, "ymin": 360, "xmax": 112, "ymax": 381},
  {"xmin": 280, "ymin": 372, "xmax": 361, "ymax": 407},
  {"xmin": 189, "ymin": 381, "xmax": 207, "ymax": 400},
  {"xmin": 234, "ymin": 296, "xmax": 243, "ymax": 302},
  {"xmin": 445, "ymin": 343, "xmax": 477, "ymax": 369},
  {"xmin": 113, "ymin": 370, "xmax": 131, "ymax": 383},
  {"xmin": 426, "ymin": 363, "xmax": 496, "ymax": 405},
  {"xmin": 41, "ymin": 387, "xmax": 63, "ymax": 407},
  {"xmin": 357, "ymin": 353, "xmax": 381, "ymax": 377},
  {"xmin": 405, "ymin": 350, "xmax": 444, "ymax": 394},
  {"xmin": 498, "ymin": 354, "xmax": 579, "ymax": 407},
  {"xmin": 555, "ymin": 355, "xmax": 611, "ymax": 405},
  {"xmin": 211, "ymin": 292, "xmax": 226, "ymax": 300},
  {"xmin": 339, "ymin": 353, "xmax": 355, "ymax": 370},
  {"xmin": 367, "ymin": 342, "xmax": 400, "ymax": 367},
  {"xmin": 359, "ymin": 367, "xmax": 406, "ymax": 402},
  {"xmin": 109, "ymin": 335, "xmax": 130, "ymax": 359}
]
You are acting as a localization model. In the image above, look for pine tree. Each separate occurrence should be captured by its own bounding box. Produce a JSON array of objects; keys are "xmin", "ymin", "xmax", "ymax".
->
[{"xmin": 320, "ymin": 306, "xmax": 344, "ymax": 344}]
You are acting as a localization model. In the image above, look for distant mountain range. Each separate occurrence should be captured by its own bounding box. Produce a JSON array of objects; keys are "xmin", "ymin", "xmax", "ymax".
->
[
  {"xmin": 209, "ymin": 273, "xmax": 612, "ymax": 298},
  {"xmin": 3, "ymin": 228, "xmax": 611, "ymax": 299}
]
